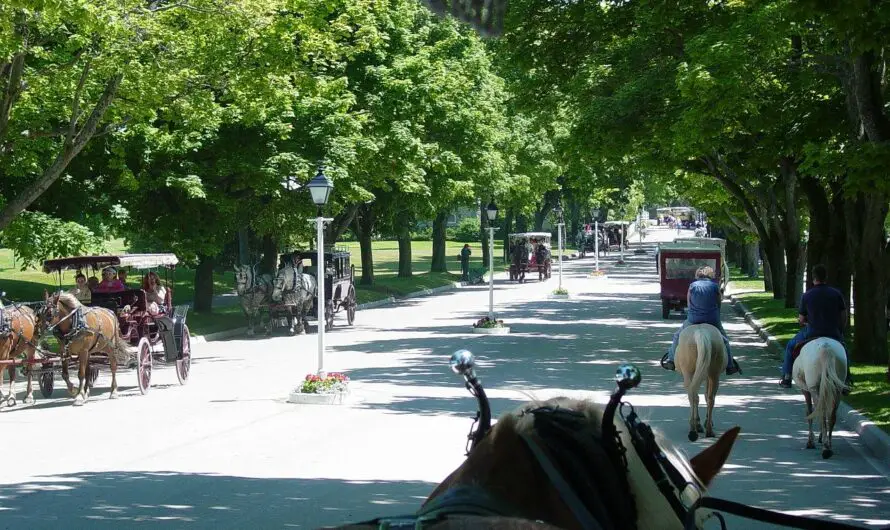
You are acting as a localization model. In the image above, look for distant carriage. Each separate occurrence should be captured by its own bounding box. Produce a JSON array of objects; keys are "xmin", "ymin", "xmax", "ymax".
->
[{"xmin": 508, "ymin": 232, "xmax": 552, "ymax": 282}]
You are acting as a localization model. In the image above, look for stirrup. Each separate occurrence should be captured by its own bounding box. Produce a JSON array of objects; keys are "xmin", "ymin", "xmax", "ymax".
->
[{"xmin": 660, "ymin": 353, "xmax": 675, "ymax": 371}]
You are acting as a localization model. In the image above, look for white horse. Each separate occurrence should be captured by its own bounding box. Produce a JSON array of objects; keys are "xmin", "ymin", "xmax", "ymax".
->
[
  {"xmin": 234, "ymin": 264, "xmax": 273, "ymax": 336},
  {"xmin": 675, "ymin": 324, "xmax": 727, "ymax": 441},
  {"xmin": 792, "ymin": 337, "xmax": 848, "ymax": 459},
  {"xmin": 271, "ymin": 261, "xmax": 317, "ymax": 335}
]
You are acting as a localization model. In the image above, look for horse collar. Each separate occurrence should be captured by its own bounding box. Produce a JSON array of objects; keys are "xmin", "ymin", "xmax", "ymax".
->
[{"xmin": 358, "ymin": 485, "xmax": 523, "ymax": 529}]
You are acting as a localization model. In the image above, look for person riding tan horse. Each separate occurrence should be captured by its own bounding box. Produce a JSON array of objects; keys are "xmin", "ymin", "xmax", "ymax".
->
[{"xmin": 662, "ymin": 266, "xmax": 741, "ymax": 376}]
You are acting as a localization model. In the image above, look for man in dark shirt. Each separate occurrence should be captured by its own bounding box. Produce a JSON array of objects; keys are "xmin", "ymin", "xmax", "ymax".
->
[{"xmin": 779, "ymin": 264, "xmax": 850, "ymax": 388}]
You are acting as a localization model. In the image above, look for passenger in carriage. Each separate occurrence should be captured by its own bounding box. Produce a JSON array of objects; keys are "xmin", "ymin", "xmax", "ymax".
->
[
  {"xmin": 143, "ymin": 271, "xmax": 168, "ymax": 315},
  {"xmin": 117, "ymin": 269, "xmax": 129, "ymax": 288},
  {"xmin": 68, "ymin": 272, "xmax": 92, "ymax": 304},
  {"xmin": 93, "ymin": 267, "xmax": 126, "ymax": 293}
]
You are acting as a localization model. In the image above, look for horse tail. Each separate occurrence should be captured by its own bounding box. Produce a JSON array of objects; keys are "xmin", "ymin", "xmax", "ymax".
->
[
  {"xmin": 807, "ymin": 342, "xmax": 845, "ymax": 423},
  {"xmin": 688, "ymin": 327, "xmax": 712, "ymax": 398}
]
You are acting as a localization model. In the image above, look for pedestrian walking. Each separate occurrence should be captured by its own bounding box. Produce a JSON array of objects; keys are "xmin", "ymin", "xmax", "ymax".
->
[{"xmin": 460, "ymin": 244, "xmax": 472, "ymax": 282}]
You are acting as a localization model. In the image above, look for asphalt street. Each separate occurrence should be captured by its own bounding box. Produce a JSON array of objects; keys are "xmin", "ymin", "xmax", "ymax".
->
[{"xmin": 0, "ymin": 226, "xmax": 887, "ymax": 529}]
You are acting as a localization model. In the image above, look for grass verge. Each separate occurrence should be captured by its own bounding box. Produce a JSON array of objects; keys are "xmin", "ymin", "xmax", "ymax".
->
[
  {"xmin": 727, "ymin": 266, "xmax": 890, "ymax": 434},
  {"xmin": 1, "ymin": 239, "xmax": 502, "ymax": 335}
]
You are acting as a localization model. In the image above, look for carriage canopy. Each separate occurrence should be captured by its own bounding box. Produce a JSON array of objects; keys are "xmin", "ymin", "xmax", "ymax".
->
[{"xmin": 42, "ymin": 254, "xmax": 180, "ymax": 273}]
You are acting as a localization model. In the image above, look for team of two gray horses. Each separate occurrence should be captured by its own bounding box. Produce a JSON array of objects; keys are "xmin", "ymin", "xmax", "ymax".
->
[{"xmin": 233, "ymin": 259, "xmax": 317, "ymax": 336}]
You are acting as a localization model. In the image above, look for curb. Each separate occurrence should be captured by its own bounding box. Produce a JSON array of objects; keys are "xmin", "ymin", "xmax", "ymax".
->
[
  {"xmin": 194, "ymin": 281, "xmax": 465, "ymax": 343},
  {"xmin": 728, "ymin": 292, "xmax": 890, "ymax": 461}
]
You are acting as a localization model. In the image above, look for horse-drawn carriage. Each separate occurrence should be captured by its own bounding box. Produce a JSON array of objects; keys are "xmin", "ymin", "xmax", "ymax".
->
[
  {"xmin": 657, "ymin": 241, "xmax": 725, "ymax": 319},
  {"xmin": 576, "ymin": 226, "xmax": 608, "ymax": 259},
  {"xmin": 0, "ymin": 254, "xmax": 191, "ymax": 407},
  {"xmin": 292, "ymin": 248, "xmax": 357, "ymax": 332},
  {"xmin": 508, "ymin": 232, "xmax": 552, "ymax": 282},
  {"xmin": 602, "ymin": 221, "xmax": 630, "ymax": 251}
]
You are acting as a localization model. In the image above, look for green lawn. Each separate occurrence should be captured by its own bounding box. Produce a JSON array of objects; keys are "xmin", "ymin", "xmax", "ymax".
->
[
  {"xmin": 727, "ymin": 266, "xmax": 890, "ymax": 434},
  {"xmin": 0, "ymin": 239, "xmax": 504, "ymax": 334}
]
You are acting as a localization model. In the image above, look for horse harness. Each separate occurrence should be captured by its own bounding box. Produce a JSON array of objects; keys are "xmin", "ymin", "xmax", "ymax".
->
[{"xmin": 355, "ymin": 365, "xmax": 881, "ymax": 530}]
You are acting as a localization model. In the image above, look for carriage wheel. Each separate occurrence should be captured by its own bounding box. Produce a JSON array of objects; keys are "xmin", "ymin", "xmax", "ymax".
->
[
  {"xmin": 324, "ymin": 300, "xmax": 335, "ymax": 332},
  {"xmin": 39, "ymin": 364, "xmax": 54, "ymax": 398},
  {"xmin": 88, "ymin": 366, "xmax": 99, "ymax": 387},
  {"xmin": 346, "ymin": 287, "xmax": 356, "ymax": 326},
  {"xmin": 176, "ymin": 325, "xmax": 191, "ymax": 385},
  {"xmin": 136, "ymin": 337, "xmax": 152, "ymax": 395}
]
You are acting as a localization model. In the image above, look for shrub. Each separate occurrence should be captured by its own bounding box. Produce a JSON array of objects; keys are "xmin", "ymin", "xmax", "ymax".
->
[{"xmin": 449, "ymin": 217, "xmax": 480, "ymax": 242}]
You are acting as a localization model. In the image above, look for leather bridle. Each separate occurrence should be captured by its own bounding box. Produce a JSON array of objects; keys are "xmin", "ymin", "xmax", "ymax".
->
[{"xmin": 352, "ymin": 355, "xmax": 886, "ymax": 530}]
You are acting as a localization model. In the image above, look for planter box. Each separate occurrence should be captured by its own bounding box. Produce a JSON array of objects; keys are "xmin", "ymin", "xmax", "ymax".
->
[
  {"xmin": 549, "ymin": 293, "xmax": 570, "ymax": 299},
  {"xmin": 287, "ymin": 390, "xmax": 348, "ymax": 405},
  {"xmin": 472, "ymin": 326, "xmax": 511, "ymax": 335}
]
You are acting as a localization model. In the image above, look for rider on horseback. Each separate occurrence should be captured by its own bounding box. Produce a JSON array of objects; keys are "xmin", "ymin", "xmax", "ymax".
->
[
  {"xmin": 779, "ymin": 264, "xmax": 852, "ymax": 390},
  {"xmin": 661, "ymin": 266, "xmax": 742, "ymax": 375}
]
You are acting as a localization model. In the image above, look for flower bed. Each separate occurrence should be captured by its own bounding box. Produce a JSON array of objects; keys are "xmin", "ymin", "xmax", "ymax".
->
[{"xmin": 297, "ymin": 372, "xmax": 350, "ymax": 394}]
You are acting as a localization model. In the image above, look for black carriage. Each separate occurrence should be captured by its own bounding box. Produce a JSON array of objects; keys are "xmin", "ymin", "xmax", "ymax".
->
[
  {"xmin": 294, "ymin": 248, "xmax": 357, "ymax": 331},
  {"xmin": 37, "ymin": 254, "xmax": 191, "ymax": 397}
]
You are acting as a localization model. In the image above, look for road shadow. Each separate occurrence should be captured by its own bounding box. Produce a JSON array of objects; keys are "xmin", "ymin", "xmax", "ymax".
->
[{"xmin": 0, "ymin": 472, "xmax": 436, "ymax": 529}]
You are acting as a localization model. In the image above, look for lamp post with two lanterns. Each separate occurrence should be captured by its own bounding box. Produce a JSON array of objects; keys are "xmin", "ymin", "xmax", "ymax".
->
[{"xmin": 307, "ymin": 166, "xmax": 334, "ymax": 376}]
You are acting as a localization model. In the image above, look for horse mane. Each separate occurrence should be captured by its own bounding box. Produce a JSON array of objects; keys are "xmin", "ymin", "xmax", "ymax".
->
[
  {"xmin": 55, "ymin": 292, "xmax": 81, "ymax": 312},
  {"xmin": 495, "ymin": 397, "xmax": 704, "ymax": 530}
]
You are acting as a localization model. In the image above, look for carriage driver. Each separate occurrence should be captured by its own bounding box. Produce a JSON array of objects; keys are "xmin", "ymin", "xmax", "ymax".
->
[
  {"xmin": 779, "ymin": 264, "xmax": 852, "ymax": 390},
  {"xmin": 661, "ymin": 266, "xmax": 742, "ymax": 376}
]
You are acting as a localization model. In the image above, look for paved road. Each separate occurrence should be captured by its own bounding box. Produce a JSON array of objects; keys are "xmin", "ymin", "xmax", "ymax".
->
[{"xmin": 1, "ymin": 227, "xmax": 888, "ymax": 529}]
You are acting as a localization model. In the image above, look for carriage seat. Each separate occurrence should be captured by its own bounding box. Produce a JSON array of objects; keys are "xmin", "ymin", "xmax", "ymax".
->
[{"xmin": 90, "ymin": 289, "xmax": 147, "ymax": 316}]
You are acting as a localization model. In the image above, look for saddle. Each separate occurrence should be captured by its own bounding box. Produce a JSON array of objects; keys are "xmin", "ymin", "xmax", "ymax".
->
[{"xmin": 790, "ymin": 336, "xmax": 845, "ymax": 364}]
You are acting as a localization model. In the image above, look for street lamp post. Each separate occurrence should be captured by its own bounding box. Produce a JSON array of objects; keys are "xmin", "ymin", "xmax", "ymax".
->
[
  {"xmin": 307, "ymin": 166, "xmax": 334, "ymax": 376},
  {"xmin": 485, "ymin": 201, "xmax": 498, "ymax": 320},
  {"xmin": 554, "ymin": 204, "xmax": 564, "ymax": 291},
  {"xmin": 618, "ymin": 220, "xmax": 625, "ymax": 265},
  {"xmin": 591, "ymin": 208, "xmax": 600, "ymax": 272}
]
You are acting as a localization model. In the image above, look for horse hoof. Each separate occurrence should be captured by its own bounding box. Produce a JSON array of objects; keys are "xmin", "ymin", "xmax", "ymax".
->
[
  {"xmin": 109, "ymin": 391, "xmax": 118, "ymax": 400},
  {"xmin": 696, "ymin": 424, "xmax": 704, "ymax": 433},
  {"xmin": 822, "ymin": 448, "xmax": 833, "ymax": 459},
  {"xmin": 246, "ymin": 329, "xmax": 255, "ymax": 336},
  {"xmin": 806, "ymin": 441, "xmax": 816, "ymax": 449},
  {"xmin": 73, "ymin": 397, "xmax": 85, "ymax": 407},
  {"xmin": 705, "ymin": 430, "xmax": 715, "ymax": 438},
  {"xmin": 24, "ymin": 396, "xmax": 34, "ymax": 405},
  {"xmin": 688, "ymin": 431, "xmax": 699, "ymax": 442}
]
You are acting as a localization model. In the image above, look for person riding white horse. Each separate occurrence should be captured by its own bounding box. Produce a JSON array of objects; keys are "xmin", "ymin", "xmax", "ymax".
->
[
  {"xmin": 661, "ymin": 266, "xmax": 741, "ymax": 376},
  {"xmin": 779, "ymin": 263, "xmax": 853, "ymax": 390}
]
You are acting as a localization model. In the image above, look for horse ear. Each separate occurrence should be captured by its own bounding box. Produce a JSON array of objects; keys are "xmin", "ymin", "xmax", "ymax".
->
[{"xmin": 689, "ymin": 426, "xmax": 740, "ymax": 486}]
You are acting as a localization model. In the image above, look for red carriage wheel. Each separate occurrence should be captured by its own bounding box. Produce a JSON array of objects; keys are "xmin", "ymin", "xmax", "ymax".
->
[
  {"xmin": 136, "ymin": 337, "xmax": 152, "ymax": 395},
  {"xmin": 176, "ymin": 325, "xmax": 191, "ymax": 385}
]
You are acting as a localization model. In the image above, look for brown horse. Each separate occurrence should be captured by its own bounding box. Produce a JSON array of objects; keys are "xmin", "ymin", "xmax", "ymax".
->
[
  {"xmin": 0, "ymin": 302, "xmax": 40, "ymax": 407},
  {"xmin": 332, "ymin": 397, "xmax": 740, "ymax": 530},
  {"xmin": 675, "ymin": 324, "xmax": 727, "ymax": 441},
  {"xmin": 43, "ymin": 291, "xmax": 130, "ymax": 406}
]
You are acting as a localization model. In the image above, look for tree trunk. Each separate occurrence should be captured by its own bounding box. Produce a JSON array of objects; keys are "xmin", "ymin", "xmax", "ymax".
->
[
  {"xmin": 430, "ymin": 210, "xmax": 448, "ymax": 272},
  {"xmin": 0, "ymin": 73, "xmax": 123, "ymax": 231},
  {"xmin": 779, "ymin": 158, "xmax": 803, "ymax": 308},
  {"xmin": 744, "ymin": 242, "xmax": 759, "ymax": 277},
  {"xmin": 846, "ymin": 191, "xmax": 889, "ymax": 364},
  {"xmin": 763, "ymin": 230, "xmax": 786, "ymax": 300},
  {"xmin": 533, "ymin": 189, "xmax": 559, "ymax": 231},
  {"xmin": 761, "ymin": 244, "xmax": 773, "ymax": 292},
  {"xmin": 260, "ymin": 234, "xmax": 277, "ymax": 276},
  {"xmin": 397, "ymin": 230, "xmax": 412, "ymax": 278},
  {"xmin": 502, "ymin": 208, "xmax": 513, "ymax": 264},
  {"xmin": 238, "ymin": 227, "xmax": 250, "ymax": 265},
  {"xmin": 480, "ymin": 202, "xmax": 491, "ymax": 268},
  {"xmin": 324, "ymin": 204, "xmax": 360, "ymax": 245},
  {"xmin": 515, "ymin": 213, "xmax": 528, "ymax": 233},
  {"xmin": 354, "ymin": 210, "xmax": 375, "ymax": 286},
  {"xmin": 194, "ymin": 254, "xmax": 215, "ymax": 312}
]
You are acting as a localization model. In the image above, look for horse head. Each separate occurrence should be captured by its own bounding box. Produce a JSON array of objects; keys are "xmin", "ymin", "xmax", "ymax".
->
[
  {"xmin": 271, "ymin": 264, "xmax": 293, "ymax": 302},
  {"xmin": 423, "ymin": 358, "xmax": 741, "ymax": 530}
]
